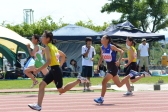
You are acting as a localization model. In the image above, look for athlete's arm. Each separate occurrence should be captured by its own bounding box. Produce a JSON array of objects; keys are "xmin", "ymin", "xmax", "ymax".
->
[
  {"xmin": 27, "ymin": 45, "xmax": 38, "ymax": 57},
  {"xmin": 111, "ymin": 45, "xmax": 124, "ymax": 63},
  {"xmin": 41, "ymin": 47, "xmax": 46, "ymax": 55},
  {"xmin": 122, "ymin": 58, "xmax": 128, "ymax": 61},
  {"xmin": 126, "ymin": 47, "xmax": 135, "ymax": 66},
  {"xmin": 34, "ymin": 46, "xmax": 51, "ymax": 74},
  {"xmin": 97, "ymin": 47, "xmax": 103, "ymax": 70},
  {"xmin": 58, "ymin": 50, "xmax": 66, "ymax": 67}
]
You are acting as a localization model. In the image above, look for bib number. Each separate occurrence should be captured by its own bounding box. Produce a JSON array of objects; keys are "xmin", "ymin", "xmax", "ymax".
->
[
  {"xmin": 134, "ymin": 52, "xmax": 137, "ymax": 58},
  {"xmin": 103, "ymin": 54, "xmax": 112, "ymax": 62},
  {"xmin": 55, "ymin": 53, "xmax": 60, "ymax": 62}
]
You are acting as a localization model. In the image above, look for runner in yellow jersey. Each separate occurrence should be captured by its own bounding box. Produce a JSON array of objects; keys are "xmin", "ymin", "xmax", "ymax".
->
[
  {"xmin": 122, "ymin": 37, "xmax": 151, "ymax": 96},
  {"xmin": 28, "ymin": 30, "xmax": 89, "ymax": 111}
]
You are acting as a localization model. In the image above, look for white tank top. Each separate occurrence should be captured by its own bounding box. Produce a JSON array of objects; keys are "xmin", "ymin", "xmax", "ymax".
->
[{"xmin": 34, "ymin": 45, "xmax": 43, "ymax": 61}]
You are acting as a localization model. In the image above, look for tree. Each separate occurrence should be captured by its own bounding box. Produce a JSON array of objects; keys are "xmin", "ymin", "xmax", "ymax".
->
[
  {"xmin": 101, "ymin": 0, "xmax": 168, "ymax": 32},
  {"xmin": 2, "ymin": 16, "xmax": 109, "ymax": 37}
]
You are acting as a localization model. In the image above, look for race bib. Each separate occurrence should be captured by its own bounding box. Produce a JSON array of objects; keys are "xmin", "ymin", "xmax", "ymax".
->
[
  {"xmin": 55, "ymin": 53, "xmax": 60, "ymax": 62},
  {"xmin": 102, "ymin": 53, "xmax": 112, "ymax": 62},
  {"xmin": 134, "ymin": 52, "xmax": 137, "ymax": 58}
]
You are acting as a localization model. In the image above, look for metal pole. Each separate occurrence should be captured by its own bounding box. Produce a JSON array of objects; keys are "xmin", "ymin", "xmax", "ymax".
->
[
  {"xmin": 32, "ymin": 10, "xmax": 34, "ymax": 23},
  {"xmin": 30, "ymin": 9, "xmax": 32, "ymax": 24}
]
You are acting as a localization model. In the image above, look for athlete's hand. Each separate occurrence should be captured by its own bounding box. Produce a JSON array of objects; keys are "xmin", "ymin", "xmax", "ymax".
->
[
  {"xmin": 115, "ymin": 61, "xmax": 120, "ymax": 66},
  {"xmin": 42, "ymin": 47, "xmax": 45, "ymax": 51},
  {"xmin": 33, "ymin": 68, "xmax": 39, "ymax": 75},
  {"xmin": 96, "ymin": 66, "xmax": 99, "ymax": 71},
  {"xmin": 121, "ymin": 58, "xmax": 125, "ymax": 61},
  {"xmin": 91, "ymin": 58, "xmax": 94, "ymax": 61},
  {"xmin": 27, "ymin": 44, "xmax": 30, "ymax": 48},
  {"xmin": 124, "ymin": 64, "xmax": 128, "ymax": 68}
]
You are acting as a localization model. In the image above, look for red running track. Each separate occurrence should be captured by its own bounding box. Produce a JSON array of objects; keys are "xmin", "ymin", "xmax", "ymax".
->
[{"xmin": 0, "ymin": 91, "xmax": 168, "ymax": 112}]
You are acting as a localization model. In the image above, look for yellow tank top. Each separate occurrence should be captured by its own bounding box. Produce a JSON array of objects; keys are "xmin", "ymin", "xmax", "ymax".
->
[
  {"xmin": 47, "ymin": 43, "xmax": 60, "ymax": 66},
  {"xmin": 127, "ymin": 46, "xmax": 137, "ymax": 62}
]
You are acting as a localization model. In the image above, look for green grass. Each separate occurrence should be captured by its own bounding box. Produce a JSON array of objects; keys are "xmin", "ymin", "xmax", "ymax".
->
[{"xmin": 0, "ymin": 76, "xmax": 168, "ymax": 89}]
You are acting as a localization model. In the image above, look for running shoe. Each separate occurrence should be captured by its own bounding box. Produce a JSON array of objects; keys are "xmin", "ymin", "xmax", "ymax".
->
[
  {"xmin": 142, "ymin": 71, "xmax": 151, "ymax": 77},
  {"xmin": 129, "ymin": 70, "xmax": 141, "ymax": 77},
  {"xmin": 30, "ymin": 80, "xmax": 39, "ymax": 88},
  {"xmin": 123, "ymin": 91, "xmax": 133, "ymax": 95},
  {"xmin": 86, "ymin": 88, "xmax": 91, "ymax": 91},
  {"xmin": 77, "ymin": 76, "xmax": 89, "ymax": 83},
  {"xmin": 94, "ymin": 97, "xmax": 104, "ymax": 104},
  {"xmin": 28, "ymin": 103, "xmax": 41, "ymax": 111},
  {"xmin": 83, "ymin": 87, "xmax": 87, "ymax": 91}
]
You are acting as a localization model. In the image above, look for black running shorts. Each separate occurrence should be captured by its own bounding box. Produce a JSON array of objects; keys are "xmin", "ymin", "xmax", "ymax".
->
[
  {"xmin": 125, "ymin": 62, "xmax": 137, "ymax": 79},
  {"xmin": 106, "ymin": 61, "xmax": 118, "ymax": 77},
  {"xmin": 43, "ymin": 65, "xmax": 63, "ymax": 88}
]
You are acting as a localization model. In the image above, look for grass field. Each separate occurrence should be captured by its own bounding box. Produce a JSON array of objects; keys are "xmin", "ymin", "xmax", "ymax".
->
[{"xmin": 0, "ymin": 76, "xmax": 168, "ymax": 89}]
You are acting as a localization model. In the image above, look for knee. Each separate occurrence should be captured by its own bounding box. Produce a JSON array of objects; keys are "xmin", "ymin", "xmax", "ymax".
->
[
  {"xmin": 39, "ymin": 82, "xmax": 46, "ymax": 89},
  {"xmin": 130, "ymin": 79, "xmax": 135, "ymax": 83},
  {"xmin": 24, "ymin": 69, "xmax": 31, "ymax": 74},
  {"xmin": 116, "ymin": 84, "xmax": 122, "ymax": 87},
  {"xmin": 102, "ymin": 80, "xmax": 107, "ymax": 86},
  {"xmin": 24, "ymin": 70, "xmax": 28, "ymax": 74},
  {"xmin": 57, "ymin": 88, "xmax": 64, "ymax": 93}
]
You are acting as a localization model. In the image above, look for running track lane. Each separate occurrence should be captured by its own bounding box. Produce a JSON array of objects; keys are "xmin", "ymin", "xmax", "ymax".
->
[{"xmin": 0, "ymin": 91, "xmax": 167, "ymax": 112}]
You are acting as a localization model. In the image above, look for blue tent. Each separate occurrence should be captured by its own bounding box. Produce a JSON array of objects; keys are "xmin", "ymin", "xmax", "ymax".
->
[
  {"xmin": 52, "ymin": 24, "xmax": 102, "ymax": 73},
  {"xmin": 100, "ymin": 21, "xmax": 165, "ymax": 43},
  {"xmin": 52, "ymin": 24, "xmax": 102, "ymax": 41}
]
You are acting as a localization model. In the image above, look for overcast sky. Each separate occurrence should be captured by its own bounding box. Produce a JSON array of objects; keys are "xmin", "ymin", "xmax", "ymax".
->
[{"xmin": 0, "ymin": 0, "xmax": 167, "ymax": 37}]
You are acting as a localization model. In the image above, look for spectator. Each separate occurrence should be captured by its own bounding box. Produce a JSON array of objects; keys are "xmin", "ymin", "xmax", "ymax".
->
[
  {"xmin": 81, "ymin": 37, "xmax": 96, "ymax": 91},
  {"xmin": 74, "ymin": 61, "xmax": 80, "ymax": 74},
  {"xmin": 7, "ymin": 61, "xmax": 14, "ymax": 71},
  {"xmin": 62, "ymin": 57, "xmax": 71, "ymax": 77},
  {"xmin": 138, "ymin": 38, "xmax": 149, "ymax": 72},
  {"xmin": 69, "ymin": 59, "xmax": 80, "ymax": 77},
  {"xmin": 15, "ymin": 54, "xmax": 22, "ymax": 70}
]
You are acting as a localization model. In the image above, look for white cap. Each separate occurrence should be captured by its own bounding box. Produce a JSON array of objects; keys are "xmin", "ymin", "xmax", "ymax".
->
[{"xmin": 163, "ymin": 53, "xmax": 167, "ymax": 55}]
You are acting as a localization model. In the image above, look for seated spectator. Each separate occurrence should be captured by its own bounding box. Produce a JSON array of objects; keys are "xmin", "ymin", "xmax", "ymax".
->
[
  {"xmin": 69, "ymin": 59, "xmax": 80, "ymax": 77},
  {"xmin": 74, "ymin": 60, "xmax": 80, "ymax": 76},
  {"xmin": 62, "ymin": 57, "xmax": 71, "ymax": 77},
  {"xmin": 98, "ymin": 61, "xmax": 107, "ymax": 77},
  {"xmin": 7, "ymin": 61, "xmax": 14, "ymax": 71},
  {"xmin": 15, "ymin": 54, "xmax": 22, "ymax": 70}
]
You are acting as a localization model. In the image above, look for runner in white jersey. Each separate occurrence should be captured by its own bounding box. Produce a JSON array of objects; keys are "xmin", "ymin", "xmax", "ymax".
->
[{"xmin": 24, "ymin": 34, "xmax": 48, "ymax": 88}]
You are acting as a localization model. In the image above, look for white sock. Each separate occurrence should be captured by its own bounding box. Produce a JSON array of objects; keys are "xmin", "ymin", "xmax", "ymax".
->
[
  {"xmin": 100, "ymin": 97, "xmax": 104, "ymax": 100},
  {"xmin": 129, "ymin": 73, "xmax": 133, "ymax": 77}
]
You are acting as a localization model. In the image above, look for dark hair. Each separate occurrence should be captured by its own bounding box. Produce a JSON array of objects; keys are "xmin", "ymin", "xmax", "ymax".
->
[
  {"xmin": 74, "ymin": 60, "xmax": 77, "ymax": 68},
  {"xmin": 33, "ymin": 34, "xmax": 40, "ymax": 41},
  {"xmin": 127, "ymin": 37, "xmax": 136, "ymax": 47},
  {"xmin": 85, "ymin": 37, "xmax": 92, "ymax": 42},
  {"xmin": 103, "ymin": 35, "xmax": 122, "ymax": 49},
  {"xmin": 70, "ymin": 59, "xmax": 75, "ymax": 65},
  {"xmin": 44, "ymin": 30, "xmax": 56, "ymax": 44},
  {"xmin": 18, "ymin": 54, "xmax": 21, "ymax": 57}
]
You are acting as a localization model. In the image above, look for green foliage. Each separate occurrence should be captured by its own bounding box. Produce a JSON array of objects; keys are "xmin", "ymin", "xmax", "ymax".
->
[
  {"xmin": 101, "ymin": 0, "xmax": 168, "ymax": 32},
  {"xmin": 2, "ymin": 16, "xmax": 110, "ymax": 37}
]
